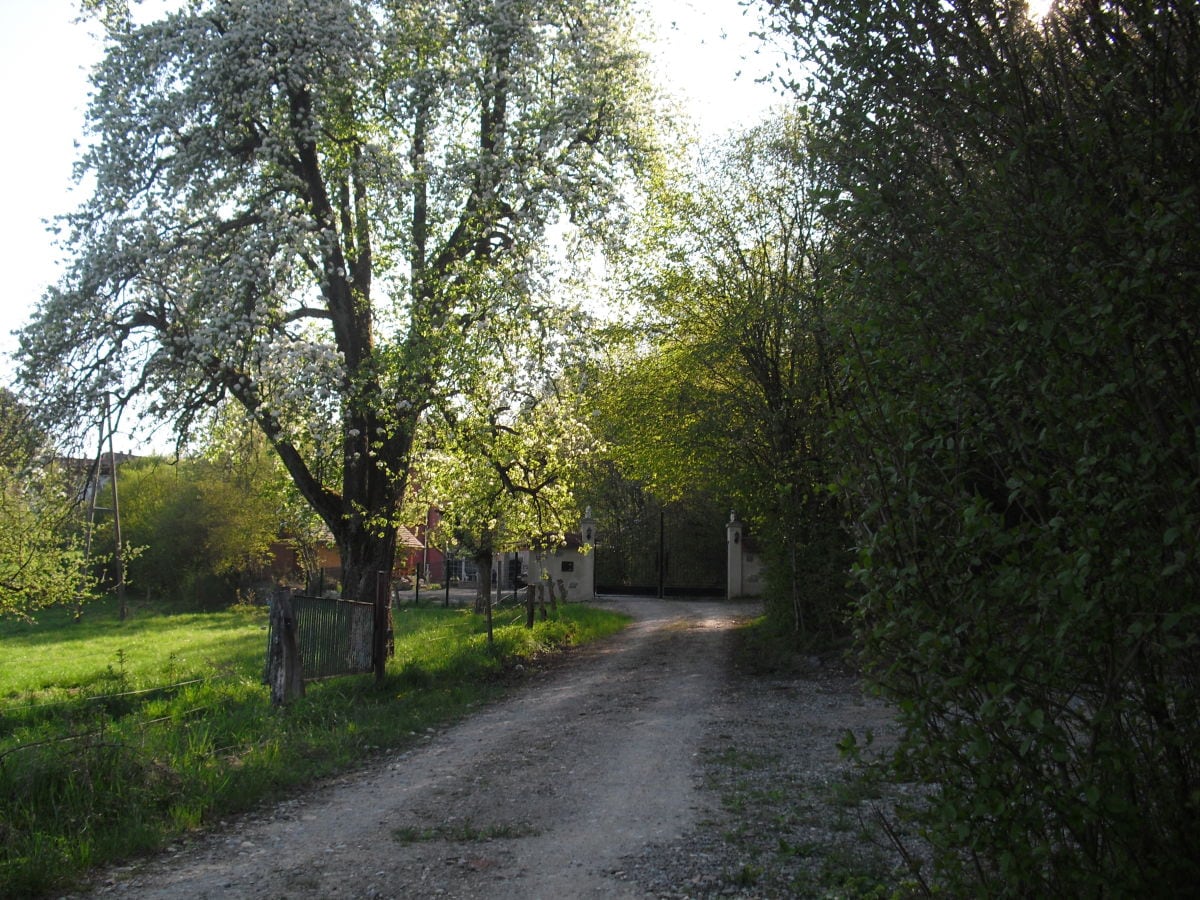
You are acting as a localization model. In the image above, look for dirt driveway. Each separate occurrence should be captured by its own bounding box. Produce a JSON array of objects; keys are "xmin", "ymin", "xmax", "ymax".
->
[{"xmin": 77, "ymin": 597, "xmax": 901, "ymax": 899}]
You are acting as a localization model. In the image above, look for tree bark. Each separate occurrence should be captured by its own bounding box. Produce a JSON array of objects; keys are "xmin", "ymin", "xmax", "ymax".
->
[
  {"xmin": 473, "ymin": 545, "xmax": 495, "ymax": 649},
  {"xmin": 473, "ymin": 545, "xmax": 493, "ymax": 615},
  {"xmin": 337, "ymin": 525, "xmax": 398, "ymax": 682}
]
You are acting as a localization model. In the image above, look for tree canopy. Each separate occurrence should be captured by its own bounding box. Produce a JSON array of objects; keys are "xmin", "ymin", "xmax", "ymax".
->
[
  {"xmin": 18, "ymin": 0, "xmax": 655, "ymax": 614},
  {"xmin": 598, "ymin": 114, "xmax": 845, "ymax": 630}
]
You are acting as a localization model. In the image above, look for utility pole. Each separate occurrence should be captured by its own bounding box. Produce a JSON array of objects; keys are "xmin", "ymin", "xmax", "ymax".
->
[
  {"xmin": 75, "ymin": 432, "xmax": 105, "ymax": 623},
  {"xmin": 104, "ymin": 395, "xmax": 127, "ymax": 621}
]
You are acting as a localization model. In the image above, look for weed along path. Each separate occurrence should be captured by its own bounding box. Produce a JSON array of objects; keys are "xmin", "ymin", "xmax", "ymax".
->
[{"xmin": 78, "ymin": 597, "xmax": 758, "ymax": 899}]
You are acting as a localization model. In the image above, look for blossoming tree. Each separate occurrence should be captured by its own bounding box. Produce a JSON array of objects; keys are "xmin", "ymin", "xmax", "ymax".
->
[
  {"xmin": 17, "ymin": 0, "xmax": 654, "ymax": 641},
  {"xmin": 409, "ymin": 329, "xmax": 600, "ymax": 641}
]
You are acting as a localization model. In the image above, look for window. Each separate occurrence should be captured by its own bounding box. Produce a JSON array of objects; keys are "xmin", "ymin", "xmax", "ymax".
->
[{"xmin": 561, "ymin": 560, "xmax": 575, "ymax": 573}]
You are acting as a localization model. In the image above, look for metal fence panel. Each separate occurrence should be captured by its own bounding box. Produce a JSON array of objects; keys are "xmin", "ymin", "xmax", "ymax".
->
[{"xmin": 264, "ymin": 594, "xmax": 375, "ymax": 683}]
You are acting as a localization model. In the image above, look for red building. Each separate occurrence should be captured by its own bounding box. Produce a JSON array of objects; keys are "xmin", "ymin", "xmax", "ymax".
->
[{"xmin": 270, "ymin": 512, "xmax": 444, "ymax": 592}]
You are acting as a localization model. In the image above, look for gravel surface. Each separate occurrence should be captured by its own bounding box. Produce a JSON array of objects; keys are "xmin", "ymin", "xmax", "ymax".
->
[{"xmin": 67, "ymin": 597, "xmax": 916, "ymax": 899}]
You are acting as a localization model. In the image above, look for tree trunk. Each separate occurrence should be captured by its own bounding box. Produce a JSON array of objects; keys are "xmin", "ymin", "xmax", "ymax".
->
[
  {"xmin": 474, "ymin": 546, "xmax": 492, "ymax": 614},
  {"xmin": 473, "ymin": 546, "xmax": 495, "ymax": 648},
  {"xmin": 337, "ymin": 524, "xmax": 397, "ymax": 682}
]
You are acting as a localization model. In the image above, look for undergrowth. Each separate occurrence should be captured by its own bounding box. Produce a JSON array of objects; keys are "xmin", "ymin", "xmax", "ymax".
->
[{"xmin": 732, "ymin": 613, "xmax": 854, "ymax": 677}]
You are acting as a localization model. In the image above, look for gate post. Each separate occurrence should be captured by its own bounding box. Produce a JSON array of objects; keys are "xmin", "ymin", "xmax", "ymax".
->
[
  {"xmin": 726, "ymin": 511, "xmax": 744, "ymax": 600},
  {"xmin": 372, "ymin": 570, "xmax": 390, "ymax": 684},
  {"xmin": 268, "ymin": 587, "xmax": 305, "ymax": 706},
  {"xmin": 578, "ymin": 507, "xmax": 597, "ymax": 600}
]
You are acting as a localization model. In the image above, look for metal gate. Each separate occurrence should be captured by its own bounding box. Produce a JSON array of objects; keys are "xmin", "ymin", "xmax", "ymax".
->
[{"xmin": 593, "ymin": 496, "xmax": 725, "ymax": 597}]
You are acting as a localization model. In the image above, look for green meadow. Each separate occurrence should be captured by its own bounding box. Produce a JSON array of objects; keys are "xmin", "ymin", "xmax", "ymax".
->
[{"xmin": 0, "ymin": 595, "xmax": 628, "ymax": 898}]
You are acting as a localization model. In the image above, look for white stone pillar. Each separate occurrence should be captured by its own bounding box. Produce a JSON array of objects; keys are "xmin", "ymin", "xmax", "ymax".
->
[
  {"xmin": 578, "ymin": 507, "xmax": 597, "ymax": 600},
  {"xmin": 726, "ymin": 510, "xmax": 743, "ymax": 600}
]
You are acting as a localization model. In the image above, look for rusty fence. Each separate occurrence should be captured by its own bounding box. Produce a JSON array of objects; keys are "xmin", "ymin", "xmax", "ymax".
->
[{"xmin": 264, "ymin": 592, "xmax": 387, "ymax": 702}]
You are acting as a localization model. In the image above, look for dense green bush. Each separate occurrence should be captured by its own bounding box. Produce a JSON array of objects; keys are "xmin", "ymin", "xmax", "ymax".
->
[
  {"xmin": 0, "ymin": 390, "xmax": 96, "ymax": 621},
  {"xmin": 109, "ymin": 454, "xmax": 282, "ymax": 605},
  {"xmin": 772, "ymin": 0, "xmax": 1200, "ymax": 892}
]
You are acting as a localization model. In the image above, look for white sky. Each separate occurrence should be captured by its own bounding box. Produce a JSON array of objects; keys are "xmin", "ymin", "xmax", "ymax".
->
[{"xmin": 0, "ymin": 0, "xmax": 788, "ymax": 397}]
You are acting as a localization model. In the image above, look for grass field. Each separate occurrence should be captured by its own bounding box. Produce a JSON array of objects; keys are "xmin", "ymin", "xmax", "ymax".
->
[
  {"xmin": 1, "ymin": 596, "xmax": 268, "ymax": 697},
  {"xmin": 0, "ymin": 594, "xmax": 628, "ymax": 899}
]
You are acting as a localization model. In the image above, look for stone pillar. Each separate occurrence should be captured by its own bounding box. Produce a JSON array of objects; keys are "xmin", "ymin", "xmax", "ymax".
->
[
  {"xmin": 726, "ymin": 510, "xmax": 744, "ymax": 600},
  {"xmin": 579, "ymin": 507, "xmax": 597, "ymax": 600}
]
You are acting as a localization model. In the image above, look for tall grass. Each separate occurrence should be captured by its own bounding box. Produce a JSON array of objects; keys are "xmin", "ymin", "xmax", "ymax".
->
[{"xmin": 0, "ymin": 595, "xmax": 627, "ymax": 898}]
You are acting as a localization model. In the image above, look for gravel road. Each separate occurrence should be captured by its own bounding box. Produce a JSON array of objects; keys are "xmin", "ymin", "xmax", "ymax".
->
[{"xmin": 74, "ymin": 597, "xmax": 906, "ymax": 899}]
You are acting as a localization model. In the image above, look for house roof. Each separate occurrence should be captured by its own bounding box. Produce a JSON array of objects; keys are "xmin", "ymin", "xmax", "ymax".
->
[{"xmin": 397, "ymin": 525, "xmax": 424, "ymax": 549}]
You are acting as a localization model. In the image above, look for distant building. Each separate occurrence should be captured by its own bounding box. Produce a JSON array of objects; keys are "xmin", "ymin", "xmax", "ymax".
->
[{"xmin": 507, "ymin": 509, "xmax": 598, "ymax": 602}]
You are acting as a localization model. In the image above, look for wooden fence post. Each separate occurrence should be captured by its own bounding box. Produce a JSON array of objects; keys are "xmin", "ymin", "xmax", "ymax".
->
[
  {"xmin": 524, "ymin": 583, "xmax": 536, "ymax": 629},
  {"xmin": 373, "ymin": 570, "xmax": 390, "ymax": 684},
  {"xmin": 268, "ymin": 588, "xmax": 305, "ymax": 706}
]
